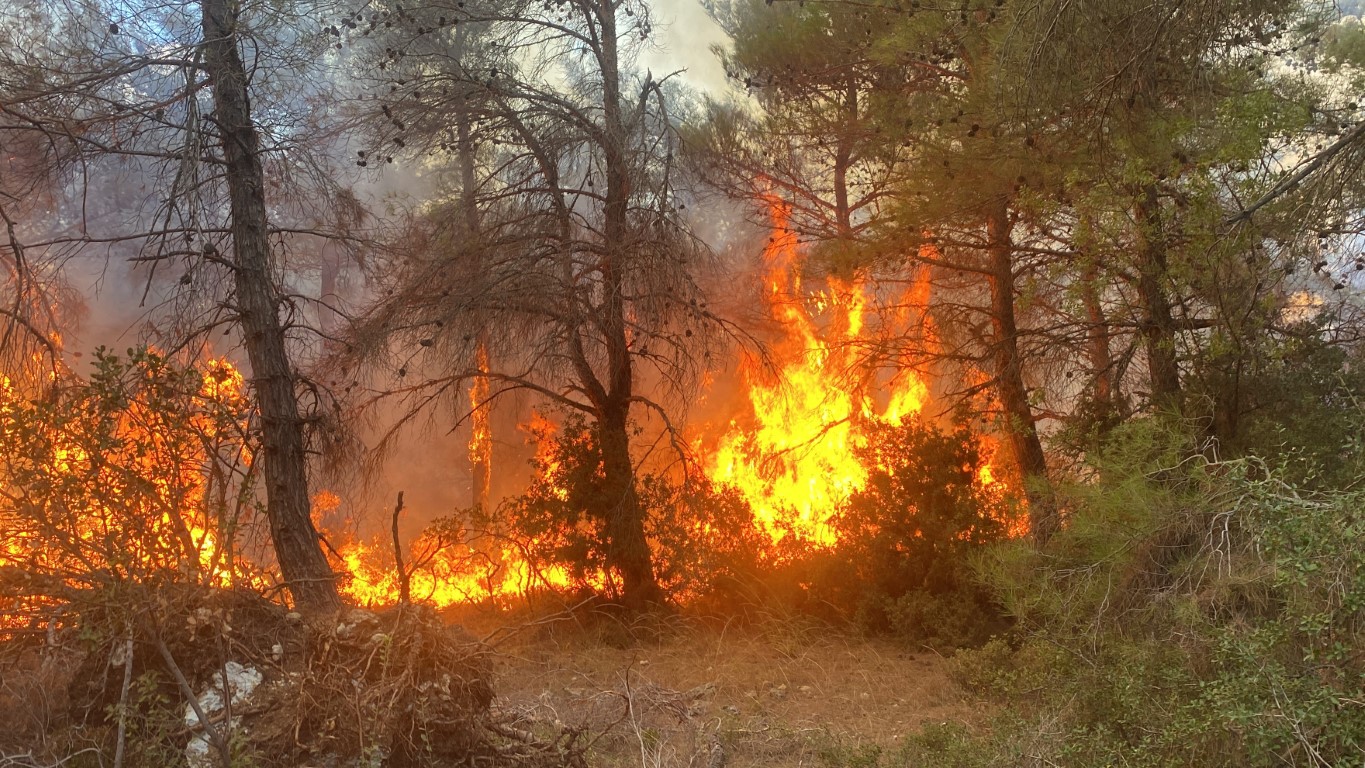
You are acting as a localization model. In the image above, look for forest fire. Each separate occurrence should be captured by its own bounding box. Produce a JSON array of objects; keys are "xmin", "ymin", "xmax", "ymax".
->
[
  {"xmin": 705, "ymin": 200, "xmax": 935, "ymax": 546},
  {"xmin": 332, "ymin": 413, "xmax": 583, "ymax": 606},
  {"xmin": 329, "ymin": 199, "xmax": 986, "ymax": 606},
  {"xmin": 1, "ymin": 204, "xmax": 992, "ymax": 614},
  {"xmin": 0, "ymin": 351, "xmax": 254, "ymax": 625},
  {"xmin": 6, "ymin": 1, "xmax": 1357, "ymax": 761},
  {"xmin": 6, "ymin": 206, "xmax": 994, "ymax": 615}
]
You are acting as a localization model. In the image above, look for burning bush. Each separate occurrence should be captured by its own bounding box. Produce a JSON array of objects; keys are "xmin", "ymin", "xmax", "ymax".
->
[
  {"xmin": 0, "ymin": 349, "xmax": 585, "ymax": 768},
  {"xmin": 0, "ymin": 348, "xmax": 264, "ymax": 628},
  {"xmin": 505, "ymin": 415, "xmax": 766, "ymax": 602}
]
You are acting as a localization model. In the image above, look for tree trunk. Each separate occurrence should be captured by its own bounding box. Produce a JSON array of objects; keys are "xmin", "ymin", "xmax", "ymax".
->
[
  {"xmin": 985, "ymin": 200, "xmax": 1055, "ymax": 543},
  {"xmin": 598, "ymin": 402, "xmax": 661, "ymax": 608},
  {"xmin": 1208, "ymin": 356, "xmax": 1243, "ymax": 445},
  {"xmin": 201, "ymin": 0, "xmax": 341, "ymax": 612},
  {"xmin": 832, "ymin": 84, "xmax": 856, "ymax": 237},
  {"xmin": 458, "ymin": 111, "xmax": 493, "ymax": 512},
  {"xmin": 1081, "ymin": 259, "xmax": 1121, "ymax": 431},
  {"xmin": 594, "ymin": 0, "xmax": 661, "ymax": 607},
  {"xmin": 469, "ymin": 339, "xmax": 491, "ymax": 510},
  {"xmin": 1134, "ymin": 184, "xmax": 1181, "ymax": 407}
]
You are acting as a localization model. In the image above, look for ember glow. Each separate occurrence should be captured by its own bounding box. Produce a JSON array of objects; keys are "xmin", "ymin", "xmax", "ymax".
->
[{"xmin": 706, "ymin": 200, "xmax": 932, "ymax": 546}]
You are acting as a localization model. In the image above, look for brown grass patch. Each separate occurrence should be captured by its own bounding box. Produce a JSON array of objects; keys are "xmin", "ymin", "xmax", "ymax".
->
[{"xmin": 456, "ymin": 608, "xmax": 980, "ymax": 768}]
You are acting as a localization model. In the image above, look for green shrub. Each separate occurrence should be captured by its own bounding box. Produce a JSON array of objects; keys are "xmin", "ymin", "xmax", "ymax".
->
[
  {"xmin": 952, "ymin": 418, "xmax": 1365, "ymax": 766},
  {"xmin": 810, "ymin": 420, "xmax": 1011, "ymax": 648}
]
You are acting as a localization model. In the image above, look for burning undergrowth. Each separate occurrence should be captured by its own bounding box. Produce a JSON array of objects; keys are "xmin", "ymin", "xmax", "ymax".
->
[
  {"xmin": 0, "ymin": 200, "xmax": 1021, "ymax": 630},
  {"xmin": 328, "ymin": 200, "xmax": 1015, "ymax": 611},
  {"xmin": 0, "ymin": 202, "xmax": 1015, "ymax": 622},
  {"xmin": 0, "ymin": 202, "xmax": 1017, "ymax": 767},
  {"xmin": 0, "ymin": 350, "xmax": 583, "ymax": 766}
]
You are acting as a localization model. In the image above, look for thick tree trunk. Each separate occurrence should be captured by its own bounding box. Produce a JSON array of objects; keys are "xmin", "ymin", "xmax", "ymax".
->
[
  {"xmin": 593, "ymin": 0, "xmax": 661, "ymax": 607},
  {"xmin": 1134, "ymin": 185, "xmax": 1182, "ymax": 407},
  {"xmin": 598, "ymin": 402, "xmax": 661, "ymax": 608},
  {"xmin": 201, "ymin": 0, "xmax": 341, "ymax": 611},
  {"xmin": 985, "ymin": 201, "xmax": 1055, "ymax": 543}
]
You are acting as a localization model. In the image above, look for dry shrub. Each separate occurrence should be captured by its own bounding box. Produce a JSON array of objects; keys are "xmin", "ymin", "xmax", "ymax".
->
[
  {"xmin": 4, "ymin": 584, "xmax": 586, "ymax": 768},
  {"xmin": 245, "ymin": 603, "xmax": 498, "ymax": 767}
]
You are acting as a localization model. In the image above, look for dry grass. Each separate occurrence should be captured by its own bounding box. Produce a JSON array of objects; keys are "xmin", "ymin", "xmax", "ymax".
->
[
  {"xmin": 0, "ymin": 595, "xmax": 981, "ymax": 768},
  {"xmin": 452, "ymin": 608, "xmax": 979, "ymax": 768}
]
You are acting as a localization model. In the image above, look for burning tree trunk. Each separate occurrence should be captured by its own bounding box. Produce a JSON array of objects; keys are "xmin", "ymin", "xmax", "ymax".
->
[
  {"xmin": 201, "ymin": 0, "xmax": 341, "ymax": 611},
  {"xmin": 469, "ymin": 341, "xmax": 492, "ymax": 510},
  {"xmin": 457, "ymin": 110, "xmax": 493, "ymax": 512},
  {"xmin": 985, "ymin": 201, "xmax": 1055, "ymax": 543}
]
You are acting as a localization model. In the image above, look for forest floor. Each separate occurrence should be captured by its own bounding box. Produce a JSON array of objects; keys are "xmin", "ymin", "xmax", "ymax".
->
[{"xmin": 451, "ymin": 607, "xmax": 982, "ymax": 768}]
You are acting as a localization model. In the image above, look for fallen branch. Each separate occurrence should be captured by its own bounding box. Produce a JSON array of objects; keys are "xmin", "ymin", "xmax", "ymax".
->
[{"xmin": 153, "ymin": 631, "xmax": 231, "ymax": 767}]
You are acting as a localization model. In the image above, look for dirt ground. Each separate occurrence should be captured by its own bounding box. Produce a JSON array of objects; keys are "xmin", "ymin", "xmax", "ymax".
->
[{"xmin": 452, "ymin": 608, "xmax": 980, "ymax": 767}]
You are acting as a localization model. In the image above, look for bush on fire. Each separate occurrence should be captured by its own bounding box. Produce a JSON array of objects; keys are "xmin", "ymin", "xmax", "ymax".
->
[{"xmin": 504, "ymin": 415, "xmax": 766, "ymax": 602}]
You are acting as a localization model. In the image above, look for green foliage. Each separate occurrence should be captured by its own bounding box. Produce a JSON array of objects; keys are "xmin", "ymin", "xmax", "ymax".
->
[
  {"xmin": 1195, "ymin": 316, "xmax": 1365, "ymax": 487},
  {"xmin": 816, "ymin": 742, "xmax": 884, "ymax": 768},
  {"xmin": 815, "ymin": 723, "xmax": 1000, "ymax": 768},
  {"xmin": 504, "ymin": 415, "xmax": 765, "ymax": 601},
  {"xmin": 1321, "ymin": 15, "xmax": 1365, "ymax": 72},
  {"xmin": 916, "ymin": 419, "xmax": 1365, "ymax": 767},
  {"xmin": 796, "ymin": 420, "xmax": 1010, "ymax": 648}
]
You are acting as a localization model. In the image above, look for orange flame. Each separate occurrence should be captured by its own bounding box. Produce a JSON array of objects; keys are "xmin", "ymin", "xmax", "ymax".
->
[
  {"xmin": 332, "ymin": 412, "xmax": 584, "ymax": 607},
  {"xmin": 469, "ymin": 341, "xmax": 492, "ymax": 508},
  {"xmin": 706, "ymin": 199, "xmax": 932, "ymax": 546},
  {"xmin": 4, "ymin": 201, "xmax": 1012, "ymax": 618},
  {"xmin": 1, "ymin": 352, "xmax": 256, "ymax": 628}
]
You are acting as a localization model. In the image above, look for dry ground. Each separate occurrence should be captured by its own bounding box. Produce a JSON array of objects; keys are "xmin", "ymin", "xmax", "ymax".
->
[{"xmin": 450, "ymin": 608, "xmax": 981, "ymax": 768}]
